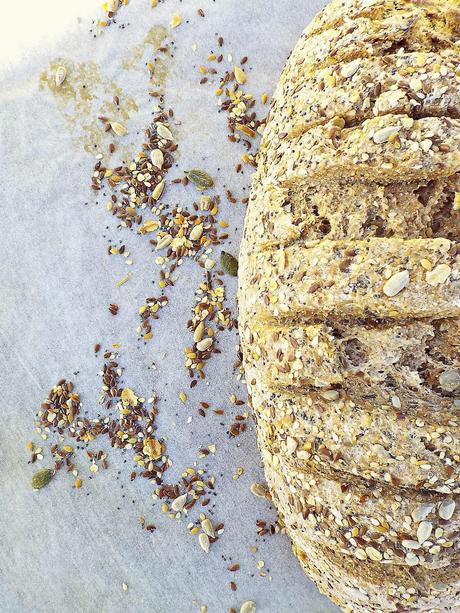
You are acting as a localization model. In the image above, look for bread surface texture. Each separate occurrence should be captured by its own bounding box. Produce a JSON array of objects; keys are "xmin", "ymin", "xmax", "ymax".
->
[{"xmin": 238, "ymin": 0, "xmax": 460, "ymax": 610}]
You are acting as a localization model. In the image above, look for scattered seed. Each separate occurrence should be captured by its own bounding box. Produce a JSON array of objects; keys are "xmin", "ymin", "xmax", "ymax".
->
[
  {"xmin": 220, "ymin": 252, "xmax": 238, "ymax": 276},
  {"xmin": 170, "ymin": 13, "xmax": 182, "ymax": 28},
  {"xmin": 250, "ymin": 483, "xmax": 269, "ymax": 498},
  {"xmin": 55, "ymin": 66, "xmax": 67, "ymax": 87},
  {"xmin": 199, "ymin": 532, "xmax": 210, "ymax": 553},
  {"xmin": 111, "ymin": 122, "xmax": 128, "ymax": 136},
  {"xmin": 234, "ymin": 66, "xmax": 247, "ymax": 84},
  {"xmin": 150, "ymin": 149, "xmax": 164, "ymax": 169},
  {"xmin": 185, "ymin": 169, "xmax": 214, "ymax": 191},
  {"xmin": 31, "ymin": 468, "xmax": 54, "ymax": 490}
]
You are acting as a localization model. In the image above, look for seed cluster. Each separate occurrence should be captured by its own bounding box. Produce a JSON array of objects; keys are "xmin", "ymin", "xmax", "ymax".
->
[
  {"xmin": 91, "ymin": 112, "xmax": 177, "ymax": 228},
  {"xmin": 199, "ymin": 38, "xmax": 269, "ymax": 173},
  {"xmin": 36, "ymin": 380, "xmax": 81, "ymax": 434},
  {"xmin": 95, "ymin": 0, "xmax": 128, "ymax": 31},
  {"xmin": 185, "ymin": 270, "xmax": 235, "ymax": 385},
  {"xmin": 30, "ymin": 17, "xmax": 271, "ymax": 606}
]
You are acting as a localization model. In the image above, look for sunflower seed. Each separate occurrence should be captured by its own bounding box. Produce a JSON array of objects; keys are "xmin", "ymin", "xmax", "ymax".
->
[
  {"xmin": 250, "ymin": 482, "xmax": 269, "ymax": 498},
  {"xmin": 234, "ymin": 65, "xmax": 247, "ymax": 84},
  {"xmin": 193, "ymin": 321, "xmax": 205, "ymax": 343}
]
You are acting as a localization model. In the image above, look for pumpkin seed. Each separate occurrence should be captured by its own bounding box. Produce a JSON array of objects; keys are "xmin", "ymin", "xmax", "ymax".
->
[
  {"xmin": 411, "ymin": 503, "xmax": 434, "ymax": 523},
  {"xmin": 31, "ymin": 468, "xmax": 54, "ymax": 490},
  {"xmin": 220, "ymin": 251, "xmax": 238, "ymax": 276},
  {"xmin": 201, "ymin": 518, "xmax": 215, "ymax": 538},
  {"xmin": 198, "ymin": 532, "xmax": 210, "ymax": 553},
  {"xmin": 171, "ymin": 493, "xmax": 187, "ymax": 512},
  {"xmin": 55, "ymin": 66, "xmax": 67, "ymax": 87},
  {"xmin": 426, "ymin": 264, "xmax": 451, "ymax": 285},
  {"xmin": 189, "ymin": 223, "xmax": 204, "ymax": 241},
  {"xmin": 111, "ymin": 122, "xmax": 128, "ymax": 136},
  {"xmin": 439, "ymin": 498, "xmax": 456, "ymax": 520},
  {"xmin": 383, "ymin": 270, "xmax": 409, "ymax": 297},
  {"xmin": 196, "ymin": 338, "xmax": 213, "ymax": 352},
  {"xmin": 250, "ymin": 482, "xmax": 269, "ymax": 498},
  {"xmin": 185, "ymin": 169, "xmax": 214, "ymax": 191},
  {"xmin": 341, "ymin": 59, "xmax": 360, "ymax": 78},
  {"xmin": 439, "ymin": 368, "xmax": 460, "ymax": 392},
  {"xmin": 234, "ymin": 65, "xmax": 247, "ymax": 84},
  {"xmin": 417, "ymin": 521, "xmax": 433, "ymax": 544},
  {"xmin": 170, "ymin": 13, "xmax": 182, "ymax": 28},
  {"xmin": 152, "ymin": 179, "xmax": 165, "ymax": 200},
  {"xmin": 156, "ymin": 122, "xmax": 173, "ymax": 140},
  {"xmin": 365, "ymin": 546, "xmax": 383, "ymax": 561},
  {"xmin": 150, "ymin": 149, "xmax": 164, "ymax": 169}
]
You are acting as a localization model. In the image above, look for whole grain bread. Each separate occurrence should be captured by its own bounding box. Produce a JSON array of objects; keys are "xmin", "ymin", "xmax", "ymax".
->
[{"xmin": 238, "ymin": 0, "xmax": 460, "ymax": 609}]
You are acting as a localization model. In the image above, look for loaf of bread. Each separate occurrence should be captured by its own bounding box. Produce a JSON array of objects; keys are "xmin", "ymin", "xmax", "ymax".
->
[{"xmin": 238, "ymin": 1, "xmax": 460, "ymax": 610}]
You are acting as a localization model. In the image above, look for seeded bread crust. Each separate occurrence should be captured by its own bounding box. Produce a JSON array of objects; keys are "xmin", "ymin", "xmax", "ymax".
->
[
  {"xmin": 244, "ymin": 319, "xmax": 460, "ymax": 413},
  {"xmin": 274, "ymin": 51, "xmax": 460, "ymax": 138},
  {"xmin": 262, "ymin": 453, "xmax": 460, "ymax": 569},
  {"xmin": 243, "ymin": 177, "xmax": 460, "ymax": 251},
  {"xmin": 303, "ymin": 0, "xmax": 460, "ymax": 41},
  {"xmin": 238, "ymin": 0, "xmax": 460, "ymax": 609},
  {"xmin": 250, "ymin": 383, "xmax": 460, "ymax": 492},
  {"xmin": 260, "ymin": 115, "xmax": 460, "ymax": 187},
  {"xmin": 240, "ymin": 237, "xmax": 460, "ymax": 323},
  {"xmin": 294, "ymin": 541, "xmax": 460, "ymax": 612},
  {"xmin": 293, "ymin": 11, "xmax": 459, "ymax": 72}
]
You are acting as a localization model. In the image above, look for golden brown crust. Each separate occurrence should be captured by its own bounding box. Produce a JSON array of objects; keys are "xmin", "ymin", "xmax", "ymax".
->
[
  {"xmin": 274, "ymin": 51, "xmax": 460, "ymax": 138},
  {"xmin": 238, "ymin": 0, "xmax": 460, "ymax": 609},
  {"xmin": 259, "ymin": 115, "xmax": 460, "ymax": 187},
  {"xmin": 243, "ymin": 176, "xmax": 460, "ymax": 251},
  {"xmin": 262, "ymin": 453, "xmax": 460, "ymax": 570},
  {"xmin": 240, "ymin": 237, "xmax": 460, "ymax": 323}
]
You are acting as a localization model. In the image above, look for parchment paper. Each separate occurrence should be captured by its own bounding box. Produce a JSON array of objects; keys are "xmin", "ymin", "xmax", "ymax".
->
[{"xmin": 0, "ymin": 1, "xmax": 338, "ymax": 612}]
